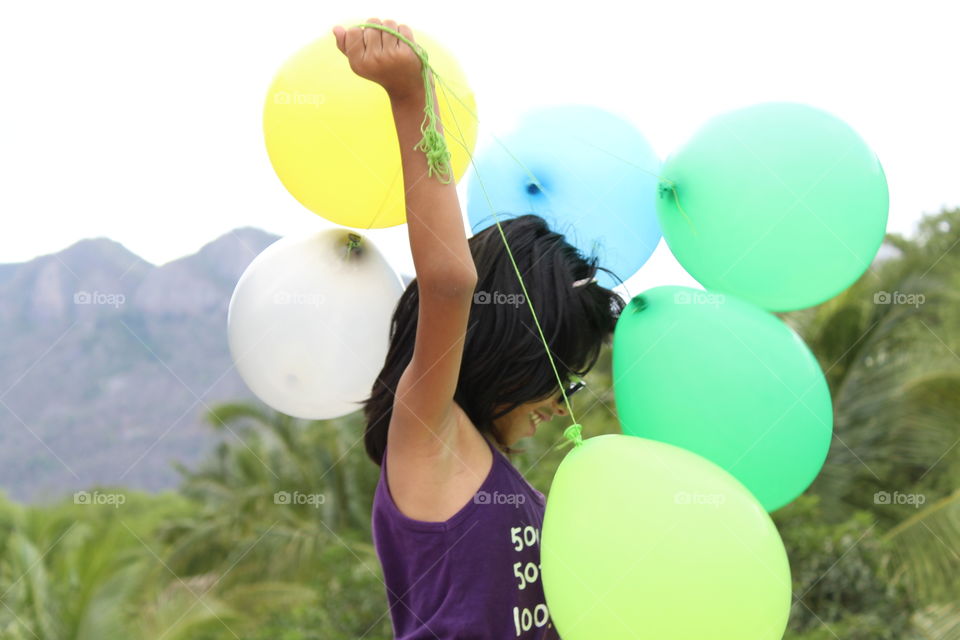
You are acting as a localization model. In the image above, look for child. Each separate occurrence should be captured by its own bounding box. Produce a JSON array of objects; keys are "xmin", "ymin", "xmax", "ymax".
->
[{"xmin": 334, "ymin": 18, "xmax": 625, "ymax": 639}]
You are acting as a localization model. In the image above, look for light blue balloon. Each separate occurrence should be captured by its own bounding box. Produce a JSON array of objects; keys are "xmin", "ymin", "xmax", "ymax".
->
[{"xmin": 465, "ymin": 104, "xmax": 661, "ymax": 289}]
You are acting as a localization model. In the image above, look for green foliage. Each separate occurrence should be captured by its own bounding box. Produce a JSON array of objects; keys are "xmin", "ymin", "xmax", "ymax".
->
[
  {"xmin": 153, "ymin": 404, "xmax": 390, "ymax": 638},
  {"xmin": 775, "ymin": 495, "xmax": 912, "ymax": 639},
  {"xmin": 884, "ymin": 490, "xmax": 960, "ymax": 605},
  {"xmin": 0, "ymin": 489, "xmax": 194, "ymax": 640},
  {"xmin": 910, "ymin": 603, "xmax": 960, "ymax": 640},
  {"xmin": 243, "ymin": 552, "xmax": 394, "ymax": 640}
]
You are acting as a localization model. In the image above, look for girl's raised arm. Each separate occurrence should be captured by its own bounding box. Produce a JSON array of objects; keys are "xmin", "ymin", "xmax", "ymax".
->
[{"xmin": 334, "ymin": 19, "xmax": 477, "ymax": 461}]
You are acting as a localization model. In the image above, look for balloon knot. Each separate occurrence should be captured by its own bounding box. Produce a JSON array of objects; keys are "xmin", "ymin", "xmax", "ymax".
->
[
  {"xmin": 557, "ymin": 423, "xmax": 583, "ymax": 450},
  {"xmin": 657, "ymin": 177, "xmax": 699, "ymax": 236},
  {"xmin": 345, "ymin": 233, "xmax": 362, "ymax": 257},
  {"xmin": 630, "ymin": 295, "xmax": 647, "ymax": 312},
  {"xmin": 657, "ymin": 179, "xmax": 676, "ymax": 199}
]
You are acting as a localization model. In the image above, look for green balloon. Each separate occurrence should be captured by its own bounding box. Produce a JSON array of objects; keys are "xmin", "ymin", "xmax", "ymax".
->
[
  {"xmin": 541, "ymin": 434, "xmax": 791, "ymax": 640},
  {"xmin": 657, "ymin": 102, "xmax": 888, "ymax": 311},
  {"xmin": 612, "ymin": 286, "xmax": 833, "ymax": 511}
]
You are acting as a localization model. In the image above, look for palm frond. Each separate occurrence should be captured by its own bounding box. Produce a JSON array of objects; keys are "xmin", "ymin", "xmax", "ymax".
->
[
  {"xmin": 910, "ymin": 602, "xmax": 960, "ymax": 640},
  {"xmin": 884, "ymin": 490, "xmax": 960, "ymax": 604}
]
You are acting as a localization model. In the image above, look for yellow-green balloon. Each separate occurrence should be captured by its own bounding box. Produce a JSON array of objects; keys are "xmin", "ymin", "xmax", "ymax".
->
[
  {"xmin": 541, "ymin": 435, "xmax": 791, "ymax": 640},
  {"xmin": 656, "ymin": 102, "xmax": 888, "ymax": 311}
]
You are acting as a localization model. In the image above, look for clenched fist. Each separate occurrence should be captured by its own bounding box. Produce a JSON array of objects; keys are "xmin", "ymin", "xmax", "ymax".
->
[{"xmin": 332, "ymin": 18, "xmax": 428, "ymax": 102}]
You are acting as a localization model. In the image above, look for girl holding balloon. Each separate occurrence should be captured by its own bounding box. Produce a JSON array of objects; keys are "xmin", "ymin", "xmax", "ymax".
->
[{"xmin": 333, "ymin": 18, "xmax": 624, "ymax": 639}]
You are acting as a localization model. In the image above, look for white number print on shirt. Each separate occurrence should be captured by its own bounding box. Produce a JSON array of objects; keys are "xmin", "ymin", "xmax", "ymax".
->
[{"xmin": 509, "ymin": 525, "xmax": 551, "ymax": 636}]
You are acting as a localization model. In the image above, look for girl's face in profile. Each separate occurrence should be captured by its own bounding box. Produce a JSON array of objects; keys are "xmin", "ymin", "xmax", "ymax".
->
[{"xmin": 491, "ymin": 385, "xmax": 571, "ymax": 448}]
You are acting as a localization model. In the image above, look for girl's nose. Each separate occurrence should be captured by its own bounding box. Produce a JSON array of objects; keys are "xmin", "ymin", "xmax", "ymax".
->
[{"xmin": 552, "ymin": 397, "xmax": 568, "ymax": 417}]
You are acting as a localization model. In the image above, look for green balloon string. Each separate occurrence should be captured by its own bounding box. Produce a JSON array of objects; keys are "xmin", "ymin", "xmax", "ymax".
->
[{"xmin": 351, "ymin": 23, "xmax": 453, "ymax": 184}]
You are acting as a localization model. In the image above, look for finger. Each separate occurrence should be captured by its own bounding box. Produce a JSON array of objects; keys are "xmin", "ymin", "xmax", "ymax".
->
[
  {"xmin": 344, "ymin": 25, "xmax": 363, "ymax": 58},
  {"xmin": 332, "ymin": 26, "xmax": 346, "ymax": 54},
  {"xmin": 362, "ymin": 17, "xmax": 382, "ymax": 56},
  {"xmin": 382, "ymin": 19, "xmax": 400, "ymax": 49},
  {"xmin": 397, "ymin": 23, "xmax": 415, "ymax": 47}
]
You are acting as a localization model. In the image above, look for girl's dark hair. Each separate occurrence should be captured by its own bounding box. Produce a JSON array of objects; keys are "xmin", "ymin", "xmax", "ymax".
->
[{"xmin": 361, "ymin": 213, "xmax": 626, "ymax": 465}]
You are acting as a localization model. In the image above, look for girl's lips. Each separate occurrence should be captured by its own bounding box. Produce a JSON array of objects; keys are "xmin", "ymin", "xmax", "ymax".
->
[{"xmin": 528, "ymin": 411, "xmax": 550, "ymax": 436}]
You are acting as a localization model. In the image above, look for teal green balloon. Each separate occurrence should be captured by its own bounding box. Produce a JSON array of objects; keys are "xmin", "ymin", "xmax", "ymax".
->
[
  {"xmin": 612, "ymin": 286, "xmax": 832, "ymax": 511},
  {"xmin": 541, "ymin": 434, "xmax": 791, "ymax": 640},
  {"xmin": 657, "ymin": 102, "xmax": 888, "ymax": 311}
]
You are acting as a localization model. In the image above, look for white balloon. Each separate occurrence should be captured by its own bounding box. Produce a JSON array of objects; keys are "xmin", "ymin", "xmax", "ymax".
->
[{"xmin": 227, "ymin": 229, "xmax": 404, "ymax": 419}]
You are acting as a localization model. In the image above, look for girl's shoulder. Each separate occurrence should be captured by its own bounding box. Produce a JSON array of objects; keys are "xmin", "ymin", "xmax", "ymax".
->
[{"xmin": 381, "ymin": 405, "xmax": 496, "ymax": 524}]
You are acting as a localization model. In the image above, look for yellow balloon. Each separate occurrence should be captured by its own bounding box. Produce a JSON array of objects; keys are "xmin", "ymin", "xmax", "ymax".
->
[{"xmin": 263, "ymin": 23, "xmax": 478, "ymax": 229}]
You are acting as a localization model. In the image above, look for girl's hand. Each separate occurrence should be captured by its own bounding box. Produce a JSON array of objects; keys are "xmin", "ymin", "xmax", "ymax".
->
[{"xmin": 332, "ymin": 18, "xmax": 425, "ymax": 102}]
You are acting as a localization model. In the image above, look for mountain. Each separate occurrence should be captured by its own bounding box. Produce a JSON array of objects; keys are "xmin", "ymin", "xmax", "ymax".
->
[{"xmin": 0, "ymin": 228, "xmax": 282, "ymax": 502}]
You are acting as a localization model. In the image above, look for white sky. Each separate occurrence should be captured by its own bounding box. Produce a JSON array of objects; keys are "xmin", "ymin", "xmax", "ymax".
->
[{"xmin": 1, "ymin": 0, "xmax": 957, "ymax": 300}]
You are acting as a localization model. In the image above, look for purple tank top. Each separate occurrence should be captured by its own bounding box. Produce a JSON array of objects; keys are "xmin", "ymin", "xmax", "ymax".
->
[{"xmin": 372, "ymin": 434, "xmax": 562, "ymax": 639}]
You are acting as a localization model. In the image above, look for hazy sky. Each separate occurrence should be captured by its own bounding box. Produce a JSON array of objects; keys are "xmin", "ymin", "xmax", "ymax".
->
[{"xmin": 1, "ymin": 0, "xmax": 957, "ymax": 300}]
